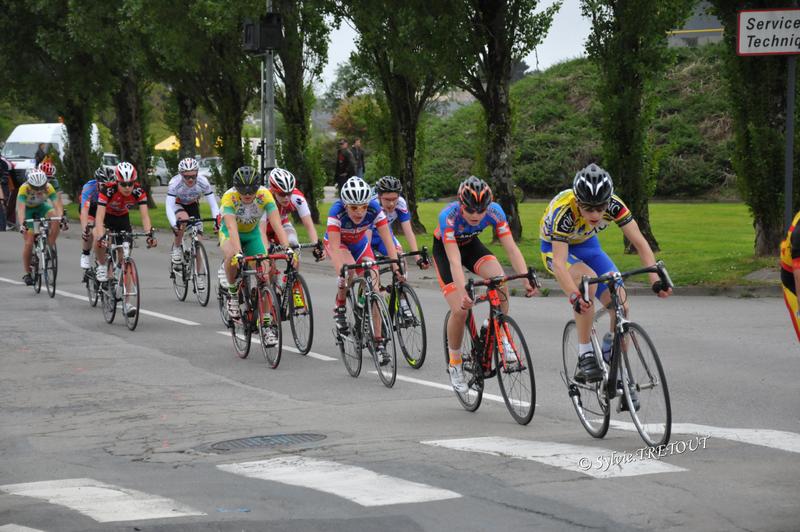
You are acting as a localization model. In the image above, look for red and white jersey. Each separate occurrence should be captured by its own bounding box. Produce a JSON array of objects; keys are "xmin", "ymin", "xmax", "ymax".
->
[
  {"xmin": 98, "ymin": 182, "xmax": 148, "ymax": 216},
  {"xmin": 276, "ymin": 188, "xmax": 311, "ymax": 224}
]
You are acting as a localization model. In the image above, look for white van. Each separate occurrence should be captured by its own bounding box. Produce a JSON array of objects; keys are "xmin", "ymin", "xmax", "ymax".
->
[{"xmin": 1, "ymin": 122, "xmax": 101, "ymax": 183}]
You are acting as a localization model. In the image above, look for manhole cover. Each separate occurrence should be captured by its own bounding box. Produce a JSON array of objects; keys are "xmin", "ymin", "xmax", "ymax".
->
[{"xmin": 210, "ymin": 433, "xmax": 326, "ymax": 452}]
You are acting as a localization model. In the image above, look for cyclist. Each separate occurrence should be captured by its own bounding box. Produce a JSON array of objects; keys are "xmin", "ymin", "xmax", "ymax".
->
[
  {"xmin": 434, "ymin": 176, "xmax": 536, "ymax": 393},
  {"xmin": 219, "ymin": 166, "xmax": 293, "ymax": 346},
  {"xmin": 539, "ymin": 163, "xmax": 671, "ymax": 403},
  {"xmin": 166, "ymin": 157, "xmax": 221, "ymax": 287},
  {"xmin": 263, "ymin": 167, "xmax": 323, "ymax": 260},
  {"xmin": 16, "ymin": 169, "xmax": 63, "ymax": 286},
  {"xmin": 92, "ymin": 162, "xmax": 157, "ymax": 317},
  {"xmin": 326, "ymin": 176, "xmax": 403, "ymax": 365},
  {"xmin": 79, "ymin": 167, "xmax": 116, "ymax": 269},
  {"xmin": 780, "ymin": 209, "xmax": 800, "ymax": 342}
]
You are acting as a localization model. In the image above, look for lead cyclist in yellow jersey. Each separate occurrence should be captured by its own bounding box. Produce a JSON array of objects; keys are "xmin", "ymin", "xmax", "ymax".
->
[
  {"xmin": 219, "ymin": 166, "xmax": 291, "ymax": 319},
  {"xmin": 780, "ymin": 210, "xmax": 800, "ymax": 342},
  {"xmin": 540, "ymin": 163, "xmax": 671, "ymax": 387},
  {"xmin": 16, "ymin": 169, "xmax": 64, "ymax": 286}
]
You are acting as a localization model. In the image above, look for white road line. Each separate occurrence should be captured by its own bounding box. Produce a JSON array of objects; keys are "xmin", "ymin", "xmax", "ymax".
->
[
  {"xmin": 611, "ymin": 421, "xmax": 800, "ymax": 454},
  {"xmin": 371, "ymin": 372, "xmax": 538, "ymax": 407},
  {"xmin": 0, "ymin": 277, "xmax": 25, "ymax": 285},
  {"xmin": 421, "ymin": 437, "xmax": 686, "ymax": 479},
  {"xmin": 217, "ymin": 456, "xmax": 461, "ymax": 507},
  {"xmin": 215, "ymin": 331, "xmax": 336, "ymax": 361},
  {"xmin": 0, "ymin": 478, "xmax": 205, "ymax": 523},
  {"xmin": 0, "ymin": 525, "xmax": 47, "ymax": 532}
]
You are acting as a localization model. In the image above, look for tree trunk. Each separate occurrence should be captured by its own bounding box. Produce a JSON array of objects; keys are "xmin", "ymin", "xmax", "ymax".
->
[
  {"xmin": 283, "ymin": 86, "xmax": 320, "ymax": 222},
  {"xmin": 399, "ymin": 110, "xmax": 426, "ymax": 233},
  {"xmin": 62, "ymin": 99, "xmax": 92, "ymax": 201},
  {"xmin": 754, "ymin": 215, "xmax": 784, "ymax": 257},
  {"xmin": 484, "ymin": 92, "xmax": 521, "ymax": 240},
  {"xmin": 114, "ymin": 72, "xmax": 154, "ymax": 207},
  {"xmin": 176, "ymin": 90, "xmax": 196, "ymax": 160}
]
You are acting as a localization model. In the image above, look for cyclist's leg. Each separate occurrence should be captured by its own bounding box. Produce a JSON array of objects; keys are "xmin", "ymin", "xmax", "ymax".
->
[
  {"xmin": 81, "ymin": 202, "xmax": 96, "ymax": 256},
  {"xmin": 324, "ymin": 236, "xmax": 356, "ymax": 308},
  {"xmin": 46, "ymin": 203, "xmax": 59, "ymax": 247},
  {"xmin": 541, "ymin": 240, "xmax": 597, "ymax": 344},
  {"xmin": 570, "ymin": 237, "xmax": 623, "ymax": 333},
  {"xmin": 351, "ymin": 236, "xmax": 383, "ymax": 338},
  {"xmin": 173, "ymin": 204, "xmax": 189, "ymax": 250},
  {"xmin": 432, "ymin": 238, "xmax": 468, "ymax": 365},
  {"xmin": 21, "ymin": 206, "xmax": 42, "ymax": 274},
  {"xmin": 464, "ymin": 239, "xmax": 507, "ymax": 311}
]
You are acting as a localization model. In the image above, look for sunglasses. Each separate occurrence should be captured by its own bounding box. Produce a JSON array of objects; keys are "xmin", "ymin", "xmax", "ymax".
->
[
  {"xmin": 463, "ymin": 206, "xmax": 487, "ymax": 215},
  {"xmin": 118, "ymin": 182, "xmax": 134, "ymax": 188},
  {"xmin": 271, "ymin": 188, "xmax": 288, "ymax": 198},
  {"xmin": 237, "ymin": 187, "xmax": 259, "ymax": 195},
  {"xmin": 578, "ymin": 202, "xmax": 608, "ymax": 213},
  {"xmin": 182, "ymin": 174, "xmax": 197, "ymax": 180},
  {"xmin": 346, "ymin": 204, "xmax": 368, "ymax": 212}
]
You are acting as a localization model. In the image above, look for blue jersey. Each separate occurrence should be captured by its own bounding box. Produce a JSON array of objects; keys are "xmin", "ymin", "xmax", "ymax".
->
[
  {"xmin": 326, "ymin": 198, "xmax": 388, "ymax": 245},
  {"xmin": 370, "ymin": 195, "xmax": 411, "ymax": 247},
  {"xmin": 81, "ymin": 180, "xmax": 99, "ymax": 206},
  {"xmin": 434, "ymin": 201, "xmax": 511, "ymax": 245}
]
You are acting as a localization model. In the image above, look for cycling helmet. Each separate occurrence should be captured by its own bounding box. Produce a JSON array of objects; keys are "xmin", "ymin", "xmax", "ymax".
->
[
  {"xmin": 232, "ymin": 166, "xmax": 261, "ymax": 194},
  {"xmin": 458, "ymin": 176, "xmax": 492, "ymax": 212},
  {"xmin": 26, "ymin": 169, "xmax": 48, "ymax": 188},
  {"xmin": 38, "ymin": 161, "xmax": 56, "ymax": 177},
  {"xmin": 115, "ymin": 161, "xmax": 138, "ymax": 183},
  {"xmin": 340, "ymin": 176, "xmax": 372, "ymax": 205},
  {"xmin": 375, "ymin": 175, "xmax": 402, "ymax": 195},
  {"xmin": 178, "ymin": 157, "xmax": 199, "ymax": 174},
  {"xmin": 268, "ymin": 167, "xmax": 296, "ymax": 194},
  {"xmin": 94, "ymin": 166, "xmax": 114, "ymax": 184},
  {"xmin": 573, "ymin": 163, "xmax": 613, "ymax": 206}
]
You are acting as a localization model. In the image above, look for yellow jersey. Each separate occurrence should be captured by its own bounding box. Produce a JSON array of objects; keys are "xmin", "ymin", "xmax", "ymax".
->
[
  {"xmin": 780, "ymin": 211, "xmax": 800, "ymax": 272},
  {"xmin": 16, "ymin": 182, "xmax": 57, "ymax": 207},
  {"xmin": 539, "ymin": 189, "xmax": 633, "ymax": 244},
  {"xmin": 220, "ymin": 186, "xmax": 277, "ymax": 233}
]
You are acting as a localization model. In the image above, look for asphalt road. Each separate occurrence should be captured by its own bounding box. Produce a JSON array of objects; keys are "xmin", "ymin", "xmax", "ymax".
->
[{"xmin": 0, "ymin": 229, "xmax": 798, "ymax": 532}]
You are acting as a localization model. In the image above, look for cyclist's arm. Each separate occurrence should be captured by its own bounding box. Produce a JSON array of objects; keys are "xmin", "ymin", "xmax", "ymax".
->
[
  {"xmin": 620, "ymin": 220, "xmax": 662, "ymax": 287},
  {"xmin": 16, "ymin": 203, "xmax": 26, "ymax": 229},
  {"xmin": 51, "ymin": 192, "xmax": 63, "ymax": 217},
  {"xmin": 165, "ymin": 195, "xmax": 178, "ymax": 228},
  {"xmin": 499, "ymin": 233, "xmax": 527, "ymax": 276},
  {"xmin": 326, "ymin": 229, "xmax": 348, "ymax": 271},
  {"xmin": 266, "ymin": 208, "xmax": 290, "ymax": 248},
  {"xmin": 204, "ymin": 192, "xmax": 220, "ymax": 219},
  {"xmin": 224, "ymin": 214, "xmax": 242, "ymax": 255},
  {"xmin": 400, "ymin": 220, "xmax": 418, "ymax": 252},
  {"xmin": 80, "ymin": 202, "xmax": 89, "ymax": 230},
  {"xmin": 376, "ymin": 222, "xmax": 399, "ymax": 261},
  {"xmin": 299, "ymin": 213, "xmax": 319, "ymax": 244},
  {"xmin": 551, "ymin": 240, "xmax": 579, "ymax": 297},
  {"xmin": 138, "ymin": 204, "xmax": 153, "ymax": 234},
  {"xmin": 93, "ymin": 205, "xmax": 107, "ymax": 240}
]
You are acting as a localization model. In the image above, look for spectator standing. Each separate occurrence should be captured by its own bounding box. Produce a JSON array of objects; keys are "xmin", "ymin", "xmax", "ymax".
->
[
  {"xmin": 334, "ymin": 138, "xmax": 357, "ymax": 190},
  {"xmin": 352, "ymin": 137, "xmax": 366, "ymax": 179},
  {"xmin": 34, "ymin": 143, "xmax": 47, "ymax": 166}
]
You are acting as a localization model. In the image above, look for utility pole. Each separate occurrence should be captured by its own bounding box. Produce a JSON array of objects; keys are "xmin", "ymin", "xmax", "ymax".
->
[{"xmin": 261, "ymin": 0, "xmax": 277, "ymax": 178}]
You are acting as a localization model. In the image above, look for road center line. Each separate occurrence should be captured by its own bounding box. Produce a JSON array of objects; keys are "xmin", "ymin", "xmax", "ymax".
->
[
  {"xmin": 215, "ymin": 331, "xmax": 336, "ymax": 361},
  {"xmin": 371, "ymin": 372, "xmax": 538, "ymax": 407}
]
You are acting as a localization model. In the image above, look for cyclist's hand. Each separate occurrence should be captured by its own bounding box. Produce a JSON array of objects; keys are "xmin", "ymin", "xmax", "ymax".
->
[
  {"xmin": 96, "ymin": 234, "xmax": 108, "ymax": 248},
  {"xmin": 232, "ymin": 252, "xmax": 244, "ymax": 267},
  {"xmin": 522, "ymin": 279, "xmax": 537, "ymax": 298},
  {"xmin": 146, "ymin": 236, "xmax": 157, "ymax": 248},
  {"xmin": 285, "ymin": 246, "xmax": 298, "ymax": 266},
  {"xmin": 393, "ymin": 266, "xmax": 406, "ymax": 283},
  {"xmin": 652, "ymin": 280, "xmax": 672, "ymax": 298},
  {"xmin": 416, "ymin": 257, "xmax": 430, "ymax": 270},
  {"xmin": 60, "ymin": 217, "xmax": 69, "ymax": 230},
  {"xmin": 214, "ymin": 214, "xmax": 221, "ymax": 232},
  {"xmin": 569, "ymin": 291, "xmax": 592, "ymax": 314},
  {"xmin": 312, "ymin": 241, "xmax": 325, "ymax": 261},
  {"xmin": 19, "ymin": 223, "xmax": 27, "ymax": 235},
  {"xmin": 460, "ymin": 291, "xmax": 474, "ymax": 310}
]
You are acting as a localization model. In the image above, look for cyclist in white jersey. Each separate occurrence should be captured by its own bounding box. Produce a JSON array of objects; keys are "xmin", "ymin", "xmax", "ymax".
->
[{"xmin": 166, "ymin": 158, "xmax": 220, "ymax": 266}]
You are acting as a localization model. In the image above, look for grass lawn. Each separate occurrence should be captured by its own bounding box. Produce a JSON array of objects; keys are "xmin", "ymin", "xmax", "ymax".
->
[{"xmin": 66, "ymin": 200, "xmax": 775, "ymax": 287}]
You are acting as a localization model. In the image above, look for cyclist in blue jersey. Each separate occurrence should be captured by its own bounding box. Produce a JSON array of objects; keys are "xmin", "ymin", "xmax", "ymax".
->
[
  {"xmin": 433, "ymin": 176, "xmax": 537, "ymax": 393},
  {"xmin": 326, "ymin": 176, "xmax": 403, "ymax": 365},
  {"xmin": 368, "ymin": 176, "xmax": 427, "ymax": 266},
  {"xmin": 79, "ymin": 167, "xmax": 116, "ymax": 269}
]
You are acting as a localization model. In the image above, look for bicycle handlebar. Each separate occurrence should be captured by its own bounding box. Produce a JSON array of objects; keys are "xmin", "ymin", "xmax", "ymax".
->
[
  {"xmin": 465, "ymin": 266, "xmax": 540, "ymax": 301},
  {"xmin": 340, "ymin": 256, "xmax": 404, "ymax": 278},
  {"xmin": 579, "ymin": 260, "xmax": 673, "ymax": 300},
  {"xmin": 176, "ymin": 217, "xmax": 218, "ymax": 225}
]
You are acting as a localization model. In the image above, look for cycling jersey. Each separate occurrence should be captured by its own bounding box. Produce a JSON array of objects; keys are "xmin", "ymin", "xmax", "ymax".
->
[
  {"xmin": 81, "ymin": 180, "xmax": 100, "ymax": 207},
  {"xmin": 16, "ymin": 183, "xmax": 57, "ymax": 207},
  {"xmin": 97, "ymin": 183, "xmax": 148, "ymax": 216},
  {"xmin": 433, "ymin": 201, "xmax": 511, "ymax": 245},
  {"xmin": 539, "ymin": 189, "xmax": 633, "ymax": 244},
  {"xmin": 266, "ymin": 189, "xmax": 311, "ymax": 240},
  {"xmin": 219, "ymin": 186, "xmax": 277, "ymax": 233},
  {"xmin": 780, "ymin": 211, "xmax": 800, "ymax": 274},
  {"xmin": 165, "ymin": 174, "xmax": 219, "ymax": 227},
  {"xmin": 325, "ymin": 198, "xmax": 387, "ymax": 245}
]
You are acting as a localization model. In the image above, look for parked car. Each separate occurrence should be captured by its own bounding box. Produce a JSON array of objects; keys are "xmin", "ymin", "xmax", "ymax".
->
[
  {"xmin": 148, "ymin": 156, "xmax": 171, "ymax": 186},
  {"xmin": 101, "ymin": 152, "xmax": 119, "ymax": 176},
  {"xmin": 198, "ymin": 156, "xmax": 223, "ymax": 181}
]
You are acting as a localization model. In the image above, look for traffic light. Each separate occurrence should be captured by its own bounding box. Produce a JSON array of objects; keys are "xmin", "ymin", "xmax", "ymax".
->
[{"xmin": 242, "ymin": 13, "xmax": 284, "ymax": 53}]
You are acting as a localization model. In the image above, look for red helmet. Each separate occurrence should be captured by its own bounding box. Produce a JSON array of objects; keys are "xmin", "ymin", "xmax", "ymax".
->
[
  {"xmin": 38, "ymin": 161, "xmax": 56, "ymax": 177},
  {"xmin": 115, "ymin": 162, "xmax": 138, "ymax": 182}
]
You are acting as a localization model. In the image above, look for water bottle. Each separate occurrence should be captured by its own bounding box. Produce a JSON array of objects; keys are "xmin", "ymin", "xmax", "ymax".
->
[{"xmin": 601, "ymin": 332, "xmax": 613, "ymax": 363}]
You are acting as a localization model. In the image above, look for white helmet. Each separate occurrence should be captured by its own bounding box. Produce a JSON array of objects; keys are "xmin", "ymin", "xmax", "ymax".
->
[
  {"xmin": 268, "ymin": 167, "xmax": 296, "ymax": 194},
  {"xmin": 178, "ymin": 157, "xmax": 199, "ymax": 174},
  {"xmin": 26, "ymin": 169, "xmax": 48, "ymax": 187},
  {"xmin": 115, "ymin": 161, "xmax": 138, "ymax": 183},
  {"xmin": 340, "ymin": 176, "xmax": 372, "ymax": 205}
]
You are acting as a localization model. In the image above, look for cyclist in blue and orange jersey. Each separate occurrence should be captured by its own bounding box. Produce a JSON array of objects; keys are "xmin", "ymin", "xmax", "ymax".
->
[
  {"xmin": 79, "ymin": 167, "xmax": 116, "ymax": 269},
  {"xmin": 780, "ymin": 210, "xmax": 800, "ymax": 342},
  {"xmin": 433, "ymin": 176, "xmax": 537, "ymax": 393},
  {"xmin": 368, "ymin": 175, "xmax": 428, "ymax": 269},
  {"xmin": 326, "ymin": 176, "xmax": 403, "ymax": 365},
  {"xmin": 15, "ymin": 169, "xmax": 63, "ymax": 285},
  {"xmin": 218, "ymin": 166, "xmax": 292, "ymax": 332},
  {"xmin": 540, "ymin": 163, "xmax": 671, "ymax": 390},
  {"xmin": 263, "ymin": 167, "xmax": 323, "ymax": 260}
]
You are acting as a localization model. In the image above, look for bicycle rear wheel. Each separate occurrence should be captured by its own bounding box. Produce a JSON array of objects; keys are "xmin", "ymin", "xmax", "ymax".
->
[
  {"xmin": 32, "ymin": 249, "xmax": 42, "ymax": 294},
  {"xmin": 561, "ymin": 320, "xmax": 609, "ymax": 438},
  {"xmin": 288, "ymin": 272, "xmax": 314, "ymax": 355},
  {"xmin": 620, "ymin": 322, "xmax": 671, "ymax": 447},
  {"xmin": 85, "ymin": 263, "xmax": 100, "ymax": 307},
  {"xmin": 339, "ymin": 283, "xmax": 363, "ymax": 378},
  {"xmin": 394, "ymin": 283, "xmax": 426, "ymax": 369},
  {"xmin": 258, "ymin": 284, "xmax": 282, "ymax": 369},
  {"xmin": 193, "ymin": 241, "xmax": 211, "ymax": 306},
  {"xmin": 102, "ymin": 280, "xmax": 117, "ymax": 324},
  {"xmin": 171, "ymin": 251, "xmax": 189, "ymax": 301},
  {"xmin": 494, "ymin": 315, "xmax": 536, "ymax": 425},
  {"xmin": 44, "ymin": 245, "xmax": 57, "ymax": 298},
  {"xmin": 122, "ymin": 259, "xmax": 140, "ymax": 331},
  {"xmin": 231, "ymin": 290, "xmax": 252, "ymax": 358},
  {"xmin": 217, "ymin": 265, "xmax": 232, "ymax": 328},
  {"xmin": 443, "ymin": 310, "xmax": 483, "ymax": 412},
  {"xmin": 366, "ymin": 293, "xmax": 396, "ymax": 388}
]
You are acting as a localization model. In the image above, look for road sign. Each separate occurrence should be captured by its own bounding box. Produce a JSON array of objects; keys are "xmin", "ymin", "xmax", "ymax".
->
[{"xmin": 738, "ymin": 8, "xmax": 800, "ymax": 56}]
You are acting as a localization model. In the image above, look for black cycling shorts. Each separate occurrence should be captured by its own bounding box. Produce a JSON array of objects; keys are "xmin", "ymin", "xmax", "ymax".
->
[
  {"xmin": 104, "ymin": 213, "xmax": 132, "ymax": 244},
  {"xmin": 432, "ymin": 236, "xmax": 497, "ymax": 295}
]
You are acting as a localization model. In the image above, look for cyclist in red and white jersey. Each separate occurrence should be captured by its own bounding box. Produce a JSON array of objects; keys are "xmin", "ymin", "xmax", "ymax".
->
[{"xmin": 263, "ymin": 167, "xmax": 323, "ymax": 260}]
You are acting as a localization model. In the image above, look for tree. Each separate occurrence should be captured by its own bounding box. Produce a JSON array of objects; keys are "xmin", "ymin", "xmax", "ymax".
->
[
  {"xmin": 274, "ymin": 0, "xmax": 335, "ymax": 223},
  {"xmin": 441, "ymin": 0, "xmax": 561, "ymax": 240},
  {"xmin": 709, "ymin": 0, "xmax": 797, "ymax": 256},
  {"xmin": 581, "ymin": 0, "xmax": 694, "ymax": 252},
  {"xmin": 342, "ymin": 0, "xmax": 453, "ymax": 232}
]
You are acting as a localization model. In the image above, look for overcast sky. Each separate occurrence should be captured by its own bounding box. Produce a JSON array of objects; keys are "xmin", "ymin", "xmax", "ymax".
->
[{"xmin": 318, "ymin": 0, "xmax": 591, "ymax": 90}]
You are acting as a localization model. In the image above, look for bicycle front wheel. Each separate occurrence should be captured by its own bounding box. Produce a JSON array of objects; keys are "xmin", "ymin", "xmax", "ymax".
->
[
  {"xmin": 231, "ymin": 290, "xmax": 252, "ymax": 358},
  {"xmin": 44, "ymin": 245, "xmax": 57, "ymax": 298},
  {"xmin": 171, "ymin": 253, "xmax": 189, "ymax": 301},
  {"xmin": 32, "ymin": 250, "xmax": 42, "ymax": 294},
  {"xmin": 620, "ymin": 322, "xmax": 671, "ymax": 447},
  {"xmin": 366, "ymin": 293, "xmax": 397, "ymax": 388},
  {"xmin": 258, "ymin": 284, "xmax": 282, "ymax": 369},
  {"xmin": 193, "ymin": 241, "xmax": 211, "ymax": 306},
  {"xmin": 494, "ymin": 315, "xmax": 536, "ymax": 425},
  {"xmin": 338, "ymin": 282, "xmax": 363, "ymax": 378},
  {"xmin": 561, "ymin": 320, "xmax": 610, "ymax": 439},
  {"xmin": 123, "ymin": 259, "xmax": 141, "ymax": 331},
  {"xmin": 394, "ymin": 283, "xmax": 426, "ymax": 369},
  {"xmin": 86, "ymin": 266, "xmax": 99, "ymax": 307},
  {"xmin": 443, "ymin": 310, "xmax": 483, "ymax": 412},
  {"xmin": 288, "ymin": 272, "xmax": 314, "ymax": 355},
  {"xmin": 101, "ymin": 280, "xmax": 117, "ymax": 324},
  {"xmin": 217, "ymin": 267, "xmax": 232, "ymax": 328}
]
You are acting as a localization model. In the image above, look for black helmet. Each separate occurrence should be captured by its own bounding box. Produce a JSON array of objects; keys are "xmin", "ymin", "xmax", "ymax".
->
[
  {"xmin": 458, "ymin": 176, "xmax": 492, "ymax": 212},
  {"xmin": 94, "ymin": 166, "xmax": 114, "ymax": 184},
  {"xmin": 233, "ymin": 166, "xmax": 261, "ymax": 195},
  {"xmin": 375, "ymin": 175, "xmax": 402, "ymax": 195},
  {"xmin": 573, "ymin": 164, "xmax": 613, "ymax": 206}
]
